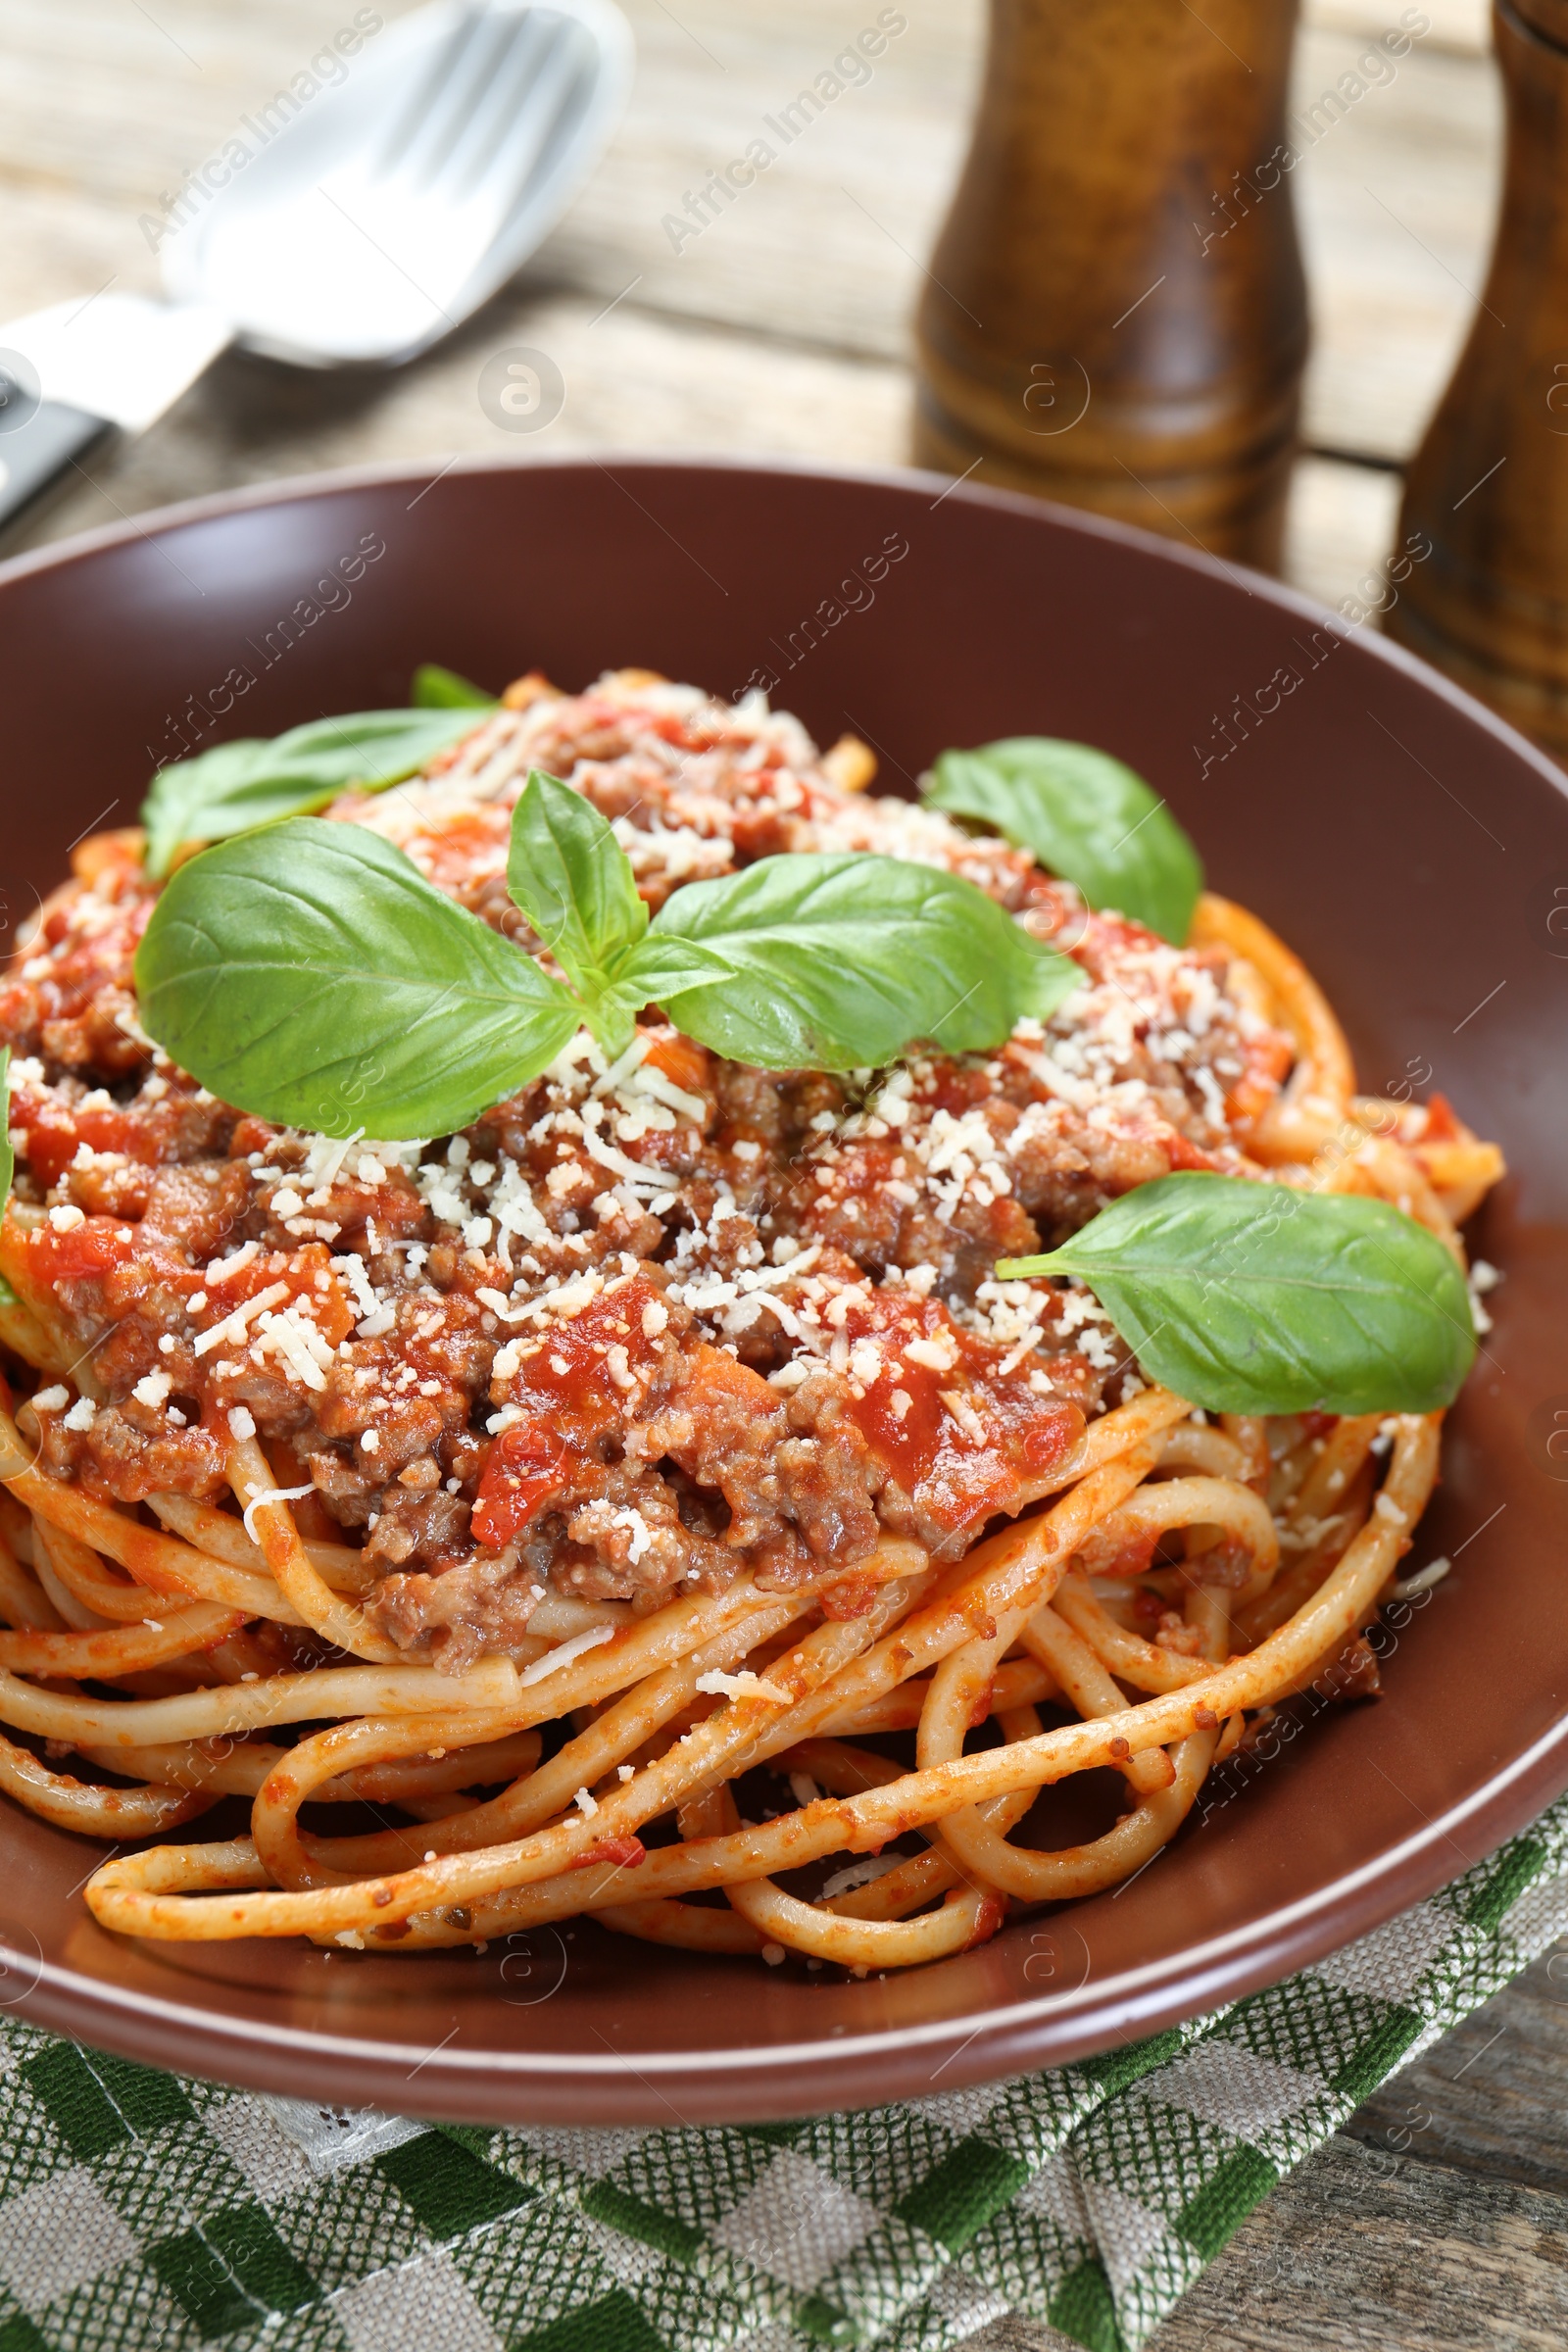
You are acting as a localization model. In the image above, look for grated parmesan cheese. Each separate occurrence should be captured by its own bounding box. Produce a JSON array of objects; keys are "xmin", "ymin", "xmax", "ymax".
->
[
  {"xmin": 518, "ymin": 1623, "xmax": 615, "ymax": 1687},
  {"xmin": 694, "ymin": 1669, "xmax": 791, "ymax": 1704}
]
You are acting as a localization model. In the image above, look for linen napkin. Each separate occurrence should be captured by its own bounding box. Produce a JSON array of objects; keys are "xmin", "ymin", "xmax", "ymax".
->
[{"xmin": 0, "ymin": 1792, "xmax": 1561, "ymax": 2352}]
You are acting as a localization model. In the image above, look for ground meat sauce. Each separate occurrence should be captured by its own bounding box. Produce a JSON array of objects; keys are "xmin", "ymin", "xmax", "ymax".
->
[{"xmin": 0, "ymin": 672, "xmax": 1295, "ymax": 1671}]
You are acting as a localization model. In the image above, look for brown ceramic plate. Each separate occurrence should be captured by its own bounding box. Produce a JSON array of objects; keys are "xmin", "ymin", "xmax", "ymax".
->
[{"xmin": 0, "ymin": 456, "xmax": 1563, "ymax": 2125}]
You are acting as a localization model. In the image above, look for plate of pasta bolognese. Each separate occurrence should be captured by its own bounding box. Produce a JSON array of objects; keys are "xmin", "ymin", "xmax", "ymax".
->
[{"xmin": 0, "ymin": 456, "xmax": 1559, "ymax": 2125}]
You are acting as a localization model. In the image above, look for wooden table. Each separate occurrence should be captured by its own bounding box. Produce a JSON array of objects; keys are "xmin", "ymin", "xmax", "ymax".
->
[{"xmin": 3, "ymin": 4, "xmax": 1563, "ymax": 2345}]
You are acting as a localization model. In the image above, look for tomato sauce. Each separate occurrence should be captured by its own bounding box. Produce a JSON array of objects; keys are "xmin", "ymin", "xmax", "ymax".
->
[
  {"xmin": 832, "ymin": 1290, "xmax": 1084, "ymax": 1541},
  {"xmin": 472, "ymin": 1274, "xmax": 667, "ymax": 1546}
]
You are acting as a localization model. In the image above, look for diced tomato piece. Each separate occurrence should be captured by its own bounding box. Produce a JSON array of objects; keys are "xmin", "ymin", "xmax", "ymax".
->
[
  {"xmin": 1082, "ymin": 907, "xmax": 1164, "ymax": 958},
  {"xmin": 405, "ymin": 807, "xmax": 511, "ymax": 900},
  {"xmin": 1164, "ymin": 1131, "xmax": 1227, "ymax": 1173},
  {"xmin": 639, "ymin": 1028, "xmax": 711, "ymax": 1102},
  {"xmin": 472, "ymin": 1273, "xmax": 670, "ymax": 1547},
  {"xmin": 572, "ymin": 1835, "xmax": 646, "ymax": 1871},
  {"xmin": 677, "ymin": 1342, "xmax": 770, "ymax": 1417},
  {"xmin": 15, "ymin": 1095, "xmax": 160, "ymax": 1189},
  {"xmin": 229, "ymin": 1117, "xmax": 280, "ymax": 1159},
  {"xmin": 23, "ymin": 1213, "xmax": 140, "ymax": 1290},
  {"xmin": 201, "ymin": 1245, "xmax": 356, "ymax": 1348},
  {"xmin": 1096, "ymin": 1530, "xmax": 1159, "ymax": 1580},
  {"xmin": 923, "ymin": 1064, "xmax": 995, "ymax": 1118},
  {"xmin": 70, "ymin": 829, "xmax": 147, "ymax": 887},
  {"xmin": 832, "ymin": 1289, "xmax": 1084, "ymax": 1542},
  {"xmin": 1224, "ymin": 1031, "xmax": 1292, "ymax": 1127},
  {"xmin": 472, "ymin": 1424, "xmax": 569, "ymax": 1548}
]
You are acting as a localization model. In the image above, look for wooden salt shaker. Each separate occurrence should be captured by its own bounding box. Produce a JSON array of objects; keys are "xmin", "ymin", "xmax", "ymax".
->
[
  {"xmin": 1389, "ymin": 0, "xmax": 1568, "ymax": 757},
  {"xmin": 912, "ymin": 0, "xmax": 1309, "ymax": 570}
]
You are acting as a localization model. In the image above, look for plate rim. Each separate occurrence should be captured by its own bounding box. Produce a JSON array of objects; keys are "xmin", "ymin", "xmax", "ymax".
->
[{"xmin": 2, "ymin": 1708, "xmax": 1564, "ymax": 2125}]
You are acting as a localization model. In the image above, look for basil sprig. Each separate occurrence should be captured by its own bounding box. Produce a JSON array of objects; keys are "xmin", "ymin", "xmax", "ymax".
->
[
  {"xmin": 503, "ymin": 775, "xmax": 735, "ymax": 1061},
  {"xmin": 997, "ymin": 1173, "xmax": 1476, "ymax": 1414},
  {"xmin": 139, "ymin": 706, "xmax": 490, "ymax": 880},
  {"xmin": 925, "ymin": 737, "xmax": 1203, "ymax": 945},
  {"xmin": 135, "ymin": 771, "xmax": 1080, "ymax": 1138}
]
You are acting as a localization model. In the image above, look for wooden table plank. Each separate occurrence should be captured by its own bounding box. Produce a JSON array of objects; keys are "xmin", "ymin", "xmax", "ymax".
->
[
  {"xmin": 1286, "ymin": 453, "xmax": 1404, "ymax": 612},
  {"xmin": 1307, "ymin": 0, "xmax": 1489, "ymax": 52},
  {"xmin": 973, "ymin": 1950, "xmax": 1568, "ymax": 2352},
  {"xmin": 1346, "ymin": 1947, "xmax": 1568, "ymax": 2199},
  {"xmin": 1, "ymin": 284, "xmax": 912, "ymax": 555}
]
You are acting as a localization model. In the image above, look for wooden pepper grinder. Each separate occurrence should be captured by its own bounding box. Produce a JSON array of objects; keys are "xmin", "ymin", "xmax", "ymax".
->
[
  {"xmin": 1389, "ymin": 0, "xmax": 1568, "ymax": 756},
  {"xmin": 912, "ymin": 0, "xmax": 1308, "ymax": 571}
]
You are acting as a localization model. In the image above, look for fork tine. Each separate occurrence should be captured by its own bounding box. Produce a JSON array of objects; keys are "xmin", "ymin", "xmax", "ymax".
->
[
  {"xmin": 397, "ymin": 6, "xmax": 552, "ymax": 193},
  {"xmin": 440, "ymin": 19, "xmax": 591, "ymax": 208},
  {"xmin": 366, "ymin": 2, "xmax": 491, "ymax": 181}
]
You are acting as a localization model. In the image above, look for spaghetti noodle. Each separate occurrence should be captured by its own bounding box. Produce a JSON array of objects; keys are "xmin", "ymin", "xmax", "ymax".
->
[{"xmin": 0, "ymin": 668, "xmax": 1502, "ymax": 1968}]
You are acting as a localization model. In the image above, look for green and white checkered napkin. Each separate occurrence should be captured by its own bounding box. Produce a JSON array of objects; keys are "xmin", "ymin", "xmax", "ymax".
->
[{"xmin": 0, "ymin": 1793, "xmax": 1564, "ymax": 2352}]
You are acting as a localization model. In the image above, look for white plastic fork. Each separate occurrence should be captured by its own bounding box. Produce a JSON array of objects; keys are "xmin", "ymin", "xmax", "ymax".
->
[
  {"xmin": 0, "ymin": 0, "xmax": 632, "ymax": 529},
  {"xmin": 375, "ymin": 4, "xmax": 577, "ymax": 197},
  {"xmin": 165, "ymin": 0, "xmax": 634, "ymax": 367}
]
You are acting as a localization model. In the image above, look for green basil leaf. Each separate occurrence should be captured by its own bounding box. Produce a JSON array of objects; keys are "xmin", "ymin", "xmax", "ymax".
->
[
  {"xmin": 574, "ymin": 941, "xmax": 742, "ymax": 1063},
  {"xmin": 413, "ymin": 663, "xmax": 497, "ymax": 709},
  {"xmin": 507, "ymin": 771, "xmax": 648, "ymax": 994},
  {"xmin": 134, "ymin": 818, "xmax": 579, "ymax": 1139},
  {"xmin": 925, "ymin": 737, "xmax": 1203, "ymax": 945},
  {"xmin": 141, "ymin": 740, "xmax": 268, "ymax": 880},
  {"xmin": 649, "ymin": 852, "xmax": 1080, "ymax": 1070},
  {"xmin": 140, "ymin": 708, "xmax": 488, "ymax": 879},
  {"xmin": 576, "ymin": 986, "xmax": 641, "ymax": 1062},
  {"xmin": 997, "ymin": 1172, "xmax": 1476, "ymax": 1414},
  {"xmin": 613, "ymin": 936, "xmax": 738, "ymax": 999}
]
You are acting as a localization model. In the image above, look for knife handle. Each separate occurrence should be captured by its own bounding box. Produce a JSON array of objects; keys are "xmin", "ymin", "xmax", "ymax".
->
[{"xmin": 0, "ymin": 401, "xmax": 116, "ymax": 534}]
